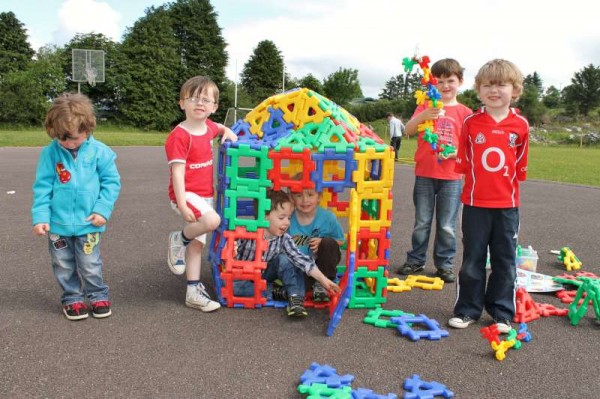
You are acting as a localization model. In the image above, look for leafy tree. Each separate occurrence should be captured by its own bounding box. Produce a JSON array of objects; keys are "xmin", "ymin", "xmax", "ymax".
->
[
  {"xmin": 298, "ymin": 73, "xmax": 323, "ymax": 94},
  {"xmin": 0, "ymin": 12, "xmax": 35, "ymax": 77},
  {"xmin": 523, "ymin": 72, "xmax": 543, "ymax": 97},
  {"xmin": 379, "ymin": 72, "xmax": 421, "ymax": 101},
  {"xmin": 322, "ymin": 68, "xmax": 363, "ymax": 106},
  {"xmin": 240, "ymin": 40, "xmax": 284, "ymax": 103},
  {"xmin": 562, "ymin": 64, "xmax": 600, "ymax": 116},
  {"xmin": 457, "ymin": 89, "xmax": 480, "ymax": 111},
  {"xmin": 119, "ymin": 5, "xmax": 182, "ymax": 130},
  {"xmin": 0, "ymin": 46, "xmax": 65, "ymax": 125},
  {"xmin": 542, "ymin": 85, "xmax": 562, "ymax": 108},
  {"xmin": 517, "ymin": 85, "xmax": 547, "ymax": 126}
]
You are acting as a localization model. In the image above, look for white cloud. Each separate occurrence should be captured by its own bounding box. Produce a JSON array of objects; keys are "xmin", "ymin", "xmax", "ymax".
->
[{"xmin": 53, "ymin": 0, "xmax": 121, "ymax": 45}]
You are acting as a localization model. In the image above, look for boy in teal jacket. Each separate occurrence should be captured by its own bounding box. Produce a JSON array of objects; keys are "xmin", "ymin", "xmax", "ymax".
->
[{"xmin": 31, "ymin": 93, "xmax": 121, "ymax": 321}]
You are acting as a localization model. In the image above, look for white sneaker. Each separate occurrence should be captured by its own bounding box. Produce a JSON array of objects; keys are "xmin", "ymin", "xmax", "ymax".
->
[
  {"xmin": 186, "ymin": 283, "xmax": 221, "ymax": 312},
  {"xmin": 168, "ymin": 231, "xmax": 186, "ymax": 275},
  {"xmin": 448, "ymin": 314, "xmax": 476, "ymax": 329}
]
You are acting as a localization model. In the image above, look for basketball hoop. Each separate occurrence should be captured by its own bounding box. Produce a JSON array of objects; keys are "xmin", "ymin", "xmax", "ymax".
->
[
  {"xmin": 72, "ymin": 49, "xmax": 105, "ymax": 92},
  {"xmin": 85, "ymin": 65, "xmax": 97, "ymax": 87}
]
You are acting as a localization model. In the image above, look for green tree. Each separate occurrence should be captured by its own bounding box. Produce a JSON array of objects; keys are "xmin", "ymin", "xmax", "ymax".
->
[
  {"xmin": 523, "ymin": 72, "xmax": 543, "ymax": 97},
  {"xmin": 298, "ymin": 73, "xmax": 323, "ymax": 94},
  {"xmin": 517, "ymin": 85, "xmax": 547, "ymax": 126},
  {"xmin": 322, "ymin": 68, "xmax": 363, "ymax": 106},
  {"xmin": 0, "ymin": 45, "xmax": 65, "ymax": 125},
  {"xmin": 542, "ymin": 85, "xmax": 562, "ymax": 108},
  {"xmin": 562, "ymin": 64, "xmax": 600, "ymax": 116},
  {"xmin": 457, "ymin": 89, "xmax": 480, "ymax": 111},
  {"xmin": 0, "ymin": 11, "xmax": 35, "ymax": 77},
  {"xmin": 240, "ymin": 40, "xmax": 284, "ymax": 103}
]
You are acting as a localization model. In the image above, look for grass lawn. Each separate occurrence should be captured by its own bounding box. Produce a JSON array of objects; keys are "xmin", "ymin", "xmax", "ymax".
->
[{"xmin": 1, "ymin": 128, "xmax": 598, "ymax": 187}]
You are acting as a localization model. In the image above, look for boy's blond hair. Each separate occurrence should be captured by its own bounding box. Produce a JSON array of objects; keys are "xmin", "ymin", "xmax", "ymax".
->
[
  {"xmin": 45, "ymin": 93, "xmax": 96, "ymax": 140},
  {"xmin": 474, "ymin": 59, "xmax": 524, "ymax": 100},
  {"xmin": 431, "ymin": 58, "xmax": 465, "ymax": 81},
  {"xmin": 180, "ymin": 75, "xmax": 220, "ymax": 103}
]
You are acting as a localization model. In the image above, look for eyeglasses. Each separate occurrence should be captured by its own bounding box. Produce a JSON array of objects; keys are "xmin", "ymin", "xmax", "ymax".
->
[{"xmin": 184, "ymin": 97, "xmax": 215, "ymax": 105}]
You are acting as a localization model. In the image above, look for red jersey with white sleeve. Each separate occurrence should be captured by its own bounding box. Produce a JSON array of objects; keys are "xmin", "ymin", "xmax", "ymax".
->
[
  {"xmin": 412, "ymin": 103, "xmax": 472, "ymax": 179},
  {"xmin": 165, "ymin": 121, "xmax": 219, "ymax": 201},
  {"xmin": 455, "ymin": 107, "xmax": 529, "ymax": 208}
]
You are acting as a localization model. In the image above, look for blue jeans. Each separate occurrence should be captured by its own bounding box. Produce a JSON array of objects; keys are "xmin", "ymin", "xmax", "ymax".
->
[
  {"xmin": 453, "ymin": 206, "xmax": 519, "ymax": 321},
  {"xmin": 406, "ymin": 177, "xmax": 462, "ymax": 270},
  {"xmin": 233, "ymin": 253, "xmax": 306, "ymax": 298},
  {"xmin": 48, "ymin": 233, "xmax": 109, "ymax": 305}
]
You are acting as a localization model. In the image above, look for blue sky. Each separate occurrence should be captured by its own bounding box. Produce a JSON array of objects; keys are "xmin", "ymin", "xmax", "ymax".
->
[{"xmin": 3, "ymin": 0, "xmax": 599, "ymax": 98}]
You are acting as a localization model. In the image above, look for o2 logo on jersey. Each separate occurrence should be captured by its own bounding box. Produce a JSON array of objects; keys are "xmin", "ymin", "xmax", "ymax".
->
[{"xmin": 481, "ymin": 147, "xmax": 509, "ymax": 176}]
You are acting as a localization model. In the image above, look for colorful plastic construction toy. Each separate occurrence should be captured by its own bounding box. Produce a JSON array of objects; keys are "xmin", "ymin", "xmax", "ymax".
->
[
  {"xmin": 404, "ymin": 275, "xmax": 444, "ymax": 290},
  {"xmin": 391, "ymin": 314, "xmax": 449, "ymax": 341},
  {"xmin": 363, "ymin": 308, "xmax": 414, "ymax": 328},
  {"xmin": 557, "ymin": 247, "xmax": 582, "ymax": 271},
  {"xmin": 402, "ymin": 374, "xmax": 454, "ymax": 398},
  {"xmin": 209, "ymin": 88, "xmax": 395, "ymax": 335},
  {"xmin": 566, "ymin": 277, "xmax": 600, "ymax": 325}
]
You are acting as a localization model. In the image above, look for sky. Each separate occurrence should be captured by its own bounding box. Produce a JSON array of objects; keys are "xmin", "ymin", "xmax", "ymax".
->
[{"xmin": 3, "ymin": 0, "xmax": 600, "ymax": 98}]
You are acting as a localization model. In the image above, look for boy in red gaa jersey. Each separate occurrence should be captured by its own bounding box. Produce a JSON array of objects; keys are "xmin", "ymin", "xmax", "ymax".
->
[
  {"xmin": 165, "ymin": 76, "xmax": 237, "ymax": 312},
  {"xmin": 448, "ymin": 59, "xmax": 529, "ymax": 334}
]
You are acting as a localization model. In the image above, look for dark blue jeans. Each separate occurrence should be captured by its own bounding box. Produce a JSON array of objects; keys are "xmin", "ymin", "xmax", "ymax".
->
[
  {"xmin": 233, "ymin": 253, "xmax": 306, "ymax": 298},
  {"xmin": 453, "ymin": 206, "xmax": 519, "ymax": 321}
]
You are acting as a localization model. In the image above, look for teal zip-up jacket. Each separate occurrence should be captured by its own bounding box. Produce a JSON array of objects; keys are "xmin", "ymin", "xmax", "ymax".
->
[{"xmin": 31, "ymin": 136, "xmax": 121, "ymax": 236}]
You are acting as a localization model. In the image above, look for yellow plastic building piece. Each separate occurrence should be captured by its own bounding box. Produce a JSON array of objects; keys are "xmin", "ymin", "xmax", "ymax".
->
[
  {"xmin": 387, "ymin": 277, "xmax": 412, "ymax": 293},
  {"xmin": 404, "ymin": 275, "xmax": 444, "ymax": 290}
]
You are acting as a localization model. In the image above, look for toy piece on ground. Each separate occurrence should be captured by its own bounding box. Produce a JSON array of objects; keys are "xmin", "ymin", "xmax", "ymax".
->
[
  {"xmin": 402, "ymin": 374, "xmax": 454, "ymax": 399},
  {"xmin": 363, "ymin": 308, "xmax": 414, "ymax": 328},
  {"xmin": 404, "ymin": 275, "xmax": 444, "ymax": 290},
  {"xmin": 298, "ymin": 382, "xmax": 352, "ymax": 398},
  {"xmin": 351, "ymin": 387, "xmax": 397, "ymax": 399},
  {"xmin": 386, "ymin": 277, "xmax": 412, "ymax": 292},
  {"xmin": 556, "ymin": 247, "xmax": 582, "ymax": 271},
  {"xmin": 567, "ymin": 277, "xmax": 600, "ymax": 325},
  {"xmin": 513, "ymin": 287, "xmax": 541, "ymax": 323},
  {"xmin": 300, "ymin": 363, "xmax": 355, "ymax": 388},
  {"xmin": 481, "ymin": 323, "xmax": 532, "ymax": 361},
  {"xmin": 491, "ymin": 337, "xmax": 516, "ymax": 361},
  {"xmin": 391, "ymin": 314, "xmax": 449, "ymax": 341}
]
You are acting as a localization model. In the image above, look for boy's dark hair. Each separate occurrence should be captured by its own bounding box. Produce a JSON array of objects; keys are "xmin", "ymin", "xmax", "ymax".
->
[
  {"xmin": 431, "ymin": 58, "xmax": 465, "ymax": 81},
  {"xmin": 180, "ymin": 75, "xmax": 220, "ymax": 103},
  {"xmin": 386, "ymin": 112, "xmax": 394, "ymax": 118},
  {"xmin": 266, "ymin": 190, "xmax": 292, "ymax": 214},
  {"xmin": 45, "ymin": 92, "xmax": 96, "ymax": 140}
]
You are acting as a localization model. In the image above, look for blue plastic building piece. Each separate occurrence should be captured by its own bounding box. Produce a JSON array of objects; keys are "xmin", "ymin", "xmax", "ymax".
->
[
  {"xmin": 351, "ymin": 387, "xmax": 397, "ymax": 399},
  {"xmin": 300, "ymin": 362, "xmax": 355, "ymax": 388},
  {"xmin": 391, "ymin": 314, "xmax": 449, "ymax": 341},
  {"xmin": 327, "ymin": 253, "xmax": 356, "ymax": 336},
  {"xmin": 517, "ymin": 323, "xmax": 532, "ymax": 343},
  {"xmin": 402, "ymin": 374, "xmax": 454, "ymax": 399}
]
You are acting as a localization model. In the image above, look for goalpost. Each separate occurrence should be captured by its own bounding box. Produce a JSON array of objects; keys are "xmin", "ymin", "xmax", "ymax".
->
[
  {"xmin": 72, "ymin": 49, "xmax": 105, "ymax": 93},
  {"xmin": 223, "ymin": 107, "xmax": 253, "ymax": 127}
]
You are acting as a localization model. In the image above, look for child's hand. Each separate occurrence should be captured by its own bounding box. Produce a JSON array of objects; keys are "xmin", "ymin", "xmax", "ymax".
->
[
  {"xmin": 321, "ymin": 278, "xmax": 341, "ymax": 295},
  {"xmin": 437, "ymin": 150, "xmax": 457, "ymax": 161},
  {"xmin": 33, "ymin": 223, "xmax": 50, "ymax": 236},
  {"xmin": 221, "ymin": 127, "xmax": 238, "ymax": 143},
  {"xmin": 308, "ymin": 237, "xmax": 322, "ymax": 252},
  {"xmin": 179, "ymin": 204, "xmax": 197, "ymax": 223},
  {"xmin": 233, "ymin": 242, "xmax": 238, "ymax": 257},
  {"xmin": 422, "ymin": 107, "xmax": 443, "ymax": 120},
  {"xmin": 86, "ymin": 213, "xmax": 107, "ymax": 227}
]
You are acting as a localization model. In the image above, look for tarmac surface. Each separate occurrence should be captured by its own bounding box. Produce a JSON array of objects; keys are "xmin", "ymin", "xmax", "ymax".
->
[{"xmin": 1, "ymin": 146, "xmax": 599, "ymax": 398}]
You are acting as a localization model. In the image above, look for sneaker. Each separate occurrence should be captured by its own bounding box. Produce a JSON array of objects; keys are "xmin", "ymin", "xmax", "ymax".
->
[
  {"xmin": 286, "ymin": 295, "xmax": 308, "ymax": 317},
  {"xmin": 493, "ymin": 319, "xmax": 513, "ymax": 334},
  {"xmin": 63, "ymin": 302, "xmax": 89, "ymax": 321},
  {"xmin": 436, "ymin": 268, "xmax": 456, "ymax": 283},
  {"xmin": 186, "ymin": 283, "xmax": 221, "ymax": 312},
  {"xmin": 448, "ymin": 314, "xmax": 476, "ymax": 329},
  {"xmin": 271, "ymin": 284, "xmax": 288, "ymax": 302},
  {"xmin": 396, "ymin": 262, "xmax": 425, "ymax": 275},
  {"xmin": 91, "ymin": 300, "xmax": 112, "ymax": 318},
  {"xmin": 312, "ymin": 282, "xmax": 330, "ymax": 302},
  {"xmin": 168, "ymin": 231, "xmax": 186, "ymax": 275}
]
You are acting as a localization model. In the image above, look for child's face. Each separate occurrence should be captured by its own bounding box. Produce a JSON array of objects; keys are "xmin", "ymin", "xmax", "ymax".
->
[
  {"xmin": 179, "ymin": 87, "xmax": 218, "ymax": 122},
  {"xmin": 291, "ymin": 189, "xmax": 319, "ymax": 216},
  {"xmin": 436, "ymin": 74, "xmax": 462, "ymax": 103},
  {"xmin": 266, "ymin": 202, "xmax": 293, "ymax": 237},
  {"xmin": 58, "ymin": 131, "xmax": 88, "ymax": 150},
  {"xmin": 478, "ymin": 81, "xmax": 515, "ymax": 112}
]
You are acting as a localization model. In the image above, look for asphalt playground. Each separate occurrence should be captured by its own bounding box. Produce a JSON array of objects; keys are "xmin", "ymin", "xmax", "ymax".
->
[{"xmin": 1, "ymin": 146, "xmax": 598, "ymax": 398}]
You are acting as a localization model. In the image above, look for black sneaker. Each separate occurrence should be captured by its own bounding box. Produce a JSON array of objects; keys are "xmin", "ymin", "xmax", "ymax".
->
[
  {"xmin": 493, "ymin": 319, "xmax": 512, "ymax": 333},
  {"xmin": 448, "ymin": 314, "xmax": 475, "ymax": 329},
  {"xmin": 436, "ymin": 268, "xmax": 456, "ymax": 283},
  {"xmin": 312, "ymin": 282, "xmax": 330, "ymax": 302},
  {"xmin": 63, "ymin": 302, "xmax": 89, "ymax": 321},
  {"xmin": 272, "ymin": 285, "xmax": 288, "ymax": 301},
  {"xmin": 91, "ymin": 300, "xmax": 112, "ymax": 319},
  {"xmin": 396, "ymin": 262, "xmax": 425, "ymax": 275},
  {"xmin": 286, "ymin": 295, "xmax": 308, "ymax": 317}
]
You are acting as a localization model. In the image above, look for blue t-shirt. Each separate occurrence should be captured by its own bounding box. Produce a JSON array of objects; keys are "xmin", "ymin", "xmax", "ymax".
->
[{"xmin": 289, "ymin": 207, "xmax": 344, "ymax": 257}]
